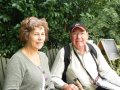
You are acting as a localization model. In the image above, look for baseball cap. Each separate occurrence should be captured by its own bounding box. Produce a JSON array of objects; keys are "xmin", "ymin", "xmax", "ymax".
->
[{"xmin": 70, "ymin": 23, "xmax": 87, "ymax": 32}]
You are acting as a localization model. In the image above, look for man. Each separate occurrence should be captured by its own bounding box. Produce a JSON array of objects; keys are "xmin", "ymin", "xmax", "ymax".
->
[{"xmin": 51, "ymin": 22, "xmax": 120, "ymax": 90}]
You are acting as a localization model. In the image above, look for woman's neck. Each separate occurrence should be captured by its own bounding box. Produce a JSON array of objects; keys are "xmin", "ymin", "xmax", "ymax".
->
[
  {"xmin": 22, "ymin": 45, "xmax": 38, "ymax": 56},
  {"xmin": 21, "ymin": 45, "xmax": 41, "ymax": 66}
]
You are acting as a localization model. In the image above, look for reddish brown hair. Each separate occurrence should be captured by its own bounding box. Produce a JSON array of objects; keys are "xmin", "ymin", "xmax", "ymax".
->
[{"xmin": 19, "ymin": 17, "xmax": 49, "ymax": 44}]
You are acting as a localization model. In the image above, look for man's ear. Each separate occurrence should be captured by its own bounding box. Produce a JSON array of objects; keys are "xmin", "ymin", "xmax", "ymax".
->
[
  {"xmin": 69, "ymin": 32, "xmax": 72, "ymax": 40},
  {"xmin": 86, "ymin": 32, "xmax": 89, "ymax": 39}
]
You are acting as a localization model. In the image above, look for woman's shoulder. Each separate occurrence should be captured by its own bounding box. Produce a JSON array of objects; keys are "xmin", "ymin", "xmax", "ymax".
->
[
  {"xmin": 38, "ymin": 51, "xmax": 48, "ymax": 60},
  {"xmin": 38, "ymin": 51, "xmax": 46, "ymax": 56},
  {"xmin": 11, "ymin": 50, "xmax": 24, "ymax": 59},
  {"xmin": 7, "ymin": 50, "xmax": 24, "ymax": 65}
]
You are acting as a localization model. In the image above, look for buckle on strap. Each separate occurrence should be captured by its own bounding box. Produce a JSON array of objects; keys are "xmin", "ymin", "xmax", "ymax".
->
[{"xmin": 93, "ymin": 75, "xmax": 99, "ymax": 85}]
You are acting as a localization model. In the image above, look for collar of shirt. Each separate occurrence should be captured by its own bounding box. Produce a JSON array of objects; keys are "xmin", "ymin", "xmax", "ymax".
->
[{"xmin": 72, "ymin": 44, "xmax": 90, "ymax": 55}]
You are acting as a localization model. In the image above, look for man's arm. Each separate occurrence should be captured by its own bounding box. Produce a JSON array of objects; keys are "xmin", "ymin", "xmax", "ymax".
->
[
  {"xmin": 93, "ymin": 44, "xmax": 120, "ymax": 87},
  {"xmin": 51, "ymin": 48, "xmax": 67, "ymax": 88}
]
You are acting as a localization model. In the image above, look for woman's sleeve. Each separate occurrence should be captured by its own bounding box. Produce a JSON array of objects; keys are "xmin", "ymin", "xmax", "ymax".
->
[{"xmin": 3, "ymin": 55, "xmax": 25, "ymax": 90}]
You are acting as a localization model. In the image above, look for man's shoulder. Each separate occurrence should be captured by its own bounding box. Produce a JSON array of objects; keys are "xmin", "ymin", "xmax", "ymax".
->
[{"xmin": 87, "ymin": 42, "xmax": 98, "ymax": 49}]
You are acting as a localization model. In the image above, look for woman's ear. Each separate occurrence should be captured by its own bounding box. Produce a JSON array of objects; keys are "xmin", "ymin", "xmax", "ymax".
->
[{"xmin": 24, "ymin": 30, "xmax": 29, "ymax": 41}]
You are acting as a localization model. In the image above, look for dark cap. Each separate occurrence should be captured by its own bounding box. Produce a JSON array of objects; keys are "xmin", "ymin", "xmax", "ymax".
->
[{"xmin": 70, "ymin": 23, "xmax": 87, "ymax": 32}]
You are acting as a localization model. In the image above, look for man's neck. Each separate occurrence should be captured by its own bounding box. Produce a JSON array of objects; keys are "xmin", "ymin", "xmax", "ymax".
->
[{"xmin": 77, "ymin": 45, "xmax": 86, "ymax": 55}]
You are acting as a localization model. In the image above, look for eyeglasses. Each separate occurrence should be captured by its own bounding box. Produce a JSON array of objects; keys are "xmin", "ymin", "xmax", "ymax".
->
[{"xmin": 71, "ymin": 32, "xmax": 86, "ymax": 36}]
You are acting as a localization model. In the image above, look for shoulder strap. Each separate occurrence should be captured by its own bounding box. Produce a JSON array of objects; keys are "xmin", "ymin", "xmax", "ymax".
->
[
  {"xmin": 62, "ymin": 44, "xmax": 70, "ymax": 82},
  {"xmin": 87, "ymin": 43, "xmax": 99, "ymax": 77},
  {"xmin": 87, "ymin": 43, "xmax": 97, "ymax": 58}
]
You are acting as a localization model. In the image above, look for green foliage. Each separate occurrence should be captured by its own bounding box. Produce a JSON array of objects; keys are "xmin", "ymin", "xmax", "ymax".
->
[
  {"xmin": 0, "ymin": 0, "xmax": 120, "ymax": 74},
  {"xmin": 80, "ymin": 0, "xmax": 120, "ymax": 43}
]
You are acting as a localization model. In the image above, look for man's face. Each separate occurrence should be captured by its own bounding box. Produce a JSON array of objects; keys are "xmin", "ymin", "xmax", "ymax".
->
[{"xmin": 70, "ymin": 27, "xmax": 88, "ymax": 49}]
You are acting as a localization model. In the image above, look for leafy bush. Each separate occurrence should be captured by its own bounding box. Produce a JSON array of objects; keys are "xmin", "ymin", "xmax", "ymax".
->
[{"xmin": 0, "ymin": 0, "xmax": 120, "ymax": 74}]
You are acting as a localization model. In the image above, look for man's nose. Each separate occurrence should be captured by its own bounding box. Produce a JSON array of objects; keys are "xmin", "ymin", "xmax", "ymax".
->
[{"xmin": 77, "ymin": 33, "xmax": 83, "ymax": 38}]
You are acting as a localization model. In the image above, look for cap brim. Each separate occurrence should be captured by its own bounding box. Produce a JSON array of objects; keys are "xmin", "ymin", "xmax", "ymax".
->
[{"xmin": 71, "ymin": 26, "xmax": 86, "ymax": 32}]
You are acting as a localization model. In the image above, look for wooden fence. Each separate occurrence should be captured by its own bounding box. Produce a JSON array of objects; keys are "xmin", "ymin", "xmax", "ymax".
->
[{"xmin": 0, "ymin": 57, "xmax": 8, "ymax": 90}]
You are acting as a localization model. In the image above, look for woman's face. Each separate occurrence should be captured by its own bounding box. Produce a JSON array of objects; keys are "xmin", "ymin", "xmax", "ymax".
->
[
  {"xmin": 70, "ymin": 28, "xmax": 88, "ymax": 49},
  {"xmin": 27, "ymin": 26, "xmax": 46, "ymax": 50}
]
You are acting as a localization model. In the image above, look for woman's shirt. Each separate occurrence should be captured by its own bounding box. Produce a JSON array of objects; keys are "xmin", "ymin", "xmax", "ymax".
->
[{"xmin": 3, "ymin": 50, "xmax": 54, "ymax": 90}]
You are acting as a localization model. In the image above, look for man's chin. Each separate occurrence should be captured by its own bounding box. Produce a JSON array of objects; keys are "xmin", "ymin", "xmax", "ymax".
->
[{"xmin": 77, "ymin": 43, "xmax": 85, "ymax": 46}]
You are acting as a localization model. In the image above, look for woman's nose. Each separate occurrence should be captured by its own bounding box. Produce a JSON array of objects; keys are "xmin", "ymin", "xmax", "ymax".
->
[{"xmin": 38, "ymin": 35, "xmax": 42, "ymax": 40}]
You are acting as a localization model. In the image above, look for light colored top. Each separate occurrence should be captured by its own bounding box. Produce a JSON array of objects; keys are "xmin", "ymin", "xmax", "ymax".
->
[
  {"xmin": 51, "ymin": 43, "xmax": 120, "ymax": 90},
  {"xmin": 3, "ymin": 50, "xmax": 54, "ymax": 90}
]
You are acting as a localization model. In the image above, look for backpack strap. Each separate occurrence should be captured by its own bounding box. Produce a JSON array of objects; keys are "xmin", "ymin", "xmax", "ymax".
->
[
  {"xmin": 87, "ymin": 43, "xmax": 99, "ymax": 78},
  {"xmin": 62, "ymin": 44, "xmax": 70, "ymax": 82},
  {"xmin": 87, "ymin": 43, "xmax": 97, "ymax": 58}
]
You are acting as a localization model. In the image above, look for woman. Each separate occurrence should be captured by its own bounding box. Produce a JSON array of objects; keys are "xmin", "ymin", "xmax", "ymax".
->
[{"xmin": 3, "ymin": 17, "xmax": 55, "ymax": 90}]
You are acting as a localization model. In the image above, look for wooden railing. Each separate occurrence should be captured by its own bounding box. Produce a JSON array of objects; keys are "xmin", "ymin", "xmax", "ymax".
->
[
  {"xmin": 46, "ymin": 48, "xmax": 60, "ymax": 70},
  {"xmin": 0, "ymin": 57, "xmax": 8, "ymax": 90}
]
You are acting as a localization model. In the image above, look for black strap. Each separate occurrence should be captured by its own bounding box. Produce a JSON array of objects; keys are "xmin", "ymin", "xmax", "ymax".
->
[
  {"xmin": 62, "ymin": 44, "xmax": 71, "ymax": 82},
  {"xmin": 87, "ymin": 43, "xmax": 100, "ymax": 80},
  {"xmin": 73, "ymin": 46, "xmax": 99, "ymax": 84},
  {"xmin": 87, "ymin": 43, "xmax": 97, "ymax": 58},
  {"xmin": 96, "ymin": 86, "xmax": 109, "ymax": 90}
]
